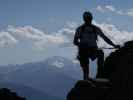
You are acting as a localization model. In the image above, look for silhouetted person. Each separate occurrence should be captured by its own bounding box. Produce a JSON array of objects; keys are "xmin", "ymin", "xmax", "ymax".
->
[{"xmin": 73, "ymin": 11, "xmax": 119, "ymax": 80}]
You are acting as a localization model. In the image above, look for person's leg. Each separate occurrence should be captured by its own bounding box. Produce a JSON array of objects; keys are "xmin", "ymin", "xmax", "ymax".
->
[
  {"xmin": 96, "ymin": 49, "xmax": 104, "ymax": 78},
  {"xmin": 78, "ymin": 48, "xmax": 89, "ymax": 80},
  {"xmin": 80, "ymin": 61, "xmax": 89, "ymax": 80}
]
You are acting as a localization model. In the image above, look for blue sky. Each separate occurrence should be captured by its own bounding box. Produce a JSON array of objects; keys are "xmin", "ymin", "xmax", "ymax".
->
[
  {"xmin": 1, "ymin": 0, "xmax": 133, "ymax": 31},
  {"xmin": 0, "ymin": 0, "xmax": 133, "ymax": 65}
]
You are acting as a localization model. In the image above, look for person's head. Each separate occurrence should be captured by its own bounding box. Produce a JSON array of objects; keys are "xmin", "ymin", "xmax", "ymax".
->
[{"xmin": 83, "ymin": 11, "xmax": 93, "ymax": 25}]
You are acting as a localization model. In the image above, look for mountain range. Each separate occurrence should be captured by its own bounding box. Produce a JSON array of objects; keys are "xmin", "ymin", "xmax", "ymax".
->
[{"xmin": 0, "ymin": 56, "xmax": 83, "ymax": 100}]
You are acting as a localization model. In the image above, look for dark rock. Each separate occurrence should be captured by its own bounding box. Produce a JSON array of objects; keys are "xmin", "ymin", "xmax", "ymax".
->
[
  {"xmin": 67, "ymin": 41, "xmax": 133, "ymax": 100},
  {"xmin": 0, "ymin": 88, "xmax": 26, "ymax": 100},
  {"xmin": 67, "ymin": 80, "xmax": 111, "ymax": 100}
]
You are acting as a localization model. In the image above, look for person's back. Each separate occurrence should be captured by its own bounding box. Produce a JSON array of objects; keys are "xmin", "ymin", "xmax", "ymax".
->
[{"xmin": 78, "ymin": 25, "xmax": 97, "ymax": 48}]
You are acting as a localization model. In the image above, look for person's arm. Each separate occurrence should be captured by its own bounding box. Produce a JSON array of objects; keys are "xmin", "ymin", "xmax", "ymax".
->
[
  {"xmin": 97, "ymin": 27, "xmax": 117, "ymax": 47},
  {"xmin": 73, "ymin": 28, "xmax": 80, "ymax": 46}
]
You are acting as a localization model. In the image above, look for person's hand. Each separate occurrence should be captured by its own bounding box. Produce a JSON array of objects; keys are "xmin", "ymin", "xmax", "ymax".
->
[{"xmin": 114, "ymin": 45, "xmax": 120, "ymax": 49}]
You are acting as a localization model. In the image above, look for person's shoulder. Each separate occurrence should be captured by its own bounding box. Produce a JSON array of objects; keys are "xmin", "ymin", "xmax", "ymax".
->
[
  {"xmin": 76, "ymin": 24, "xmax": 84, "ymax": 31},
  {"xmin": 91, "ymin": 24, "xmax": 101, "ymax": 30},
  {"xmin": 77, "ymin": 24, "xmax": 84, "ymax": 29},
  {"xmin": 92, "ymin": 24, "xmax": 103, "ymax": 33}
]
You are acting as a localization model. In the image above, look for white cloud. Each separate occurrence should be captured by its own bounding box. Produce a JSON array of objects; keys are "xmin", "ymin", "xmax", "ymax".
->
[
  {"xmin": 93, "ymin": 21, "xmax": 133, "ymax": 47},
  {"xmin": 96, "ymin": 5, "xmax": 105, "ymax": 12},
  {"xmin": 34, "ymin": 33, "xmax": 68, "ymax": 49},
  {"xmin": 0, "ymin": 31, "xmax": 18, "ymax": 47},
  {"xmin": 105, "ymin": 5, "xmax": 116, "ymax": 12},
  {"xmin": 96, "ymin": 5, "xmax": 133, "ymax": 17},
  {"xmin": 7, "ymin": 25, "xmax": 46, "ymax": 41},
  {"xmin": 96, "ymin": 5, "xmax": 116, "ymax": 13},
  {"xmin": 1, "ymin": 21, "xmax": 133, "ymax": 52},
  {"xmin": 55, "ymin": 21, "xmax": 133, "ymax": 55},
  {"xmin": 55, "ymin": 22, "xmax": 77, "ymax": 47},
  {"xmin": 1, "ymin": 21, "xmax": 133, "ymax": 65},
  {"xmin": 61, "ymin": 21, "xmax": 133, "ymax": 49},
  {"xmin": 127, "ymin": 9, "xmax": 133, "ymax": 16},
  {"xmin": 0, "ymin": 23, "xmax": 76, "ymax": 49},
  {"xmin": 0, "ymin": 25, "xmax": 70, "ymax": 49},
  {"xmin": 66, "ymin": 21, "xmax": 79, "ymax": 29},
  {"xmin": 117, "ymin": 10, "xmax": 124, "ymax": 15}
]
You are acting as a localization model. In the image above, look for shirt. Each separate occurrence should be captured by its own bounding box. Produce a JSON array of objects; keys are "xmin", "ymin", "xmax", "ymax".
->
[{"xmin": 73, "ymin": 24, "xmax": 115, "ymax": 48}]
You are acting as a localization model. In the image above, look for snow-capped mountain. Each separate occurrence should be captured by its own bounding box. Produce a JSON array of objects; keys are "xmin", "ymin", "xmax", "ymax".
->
[{"xmin": 44, "ymin": 56, "xmax": 82, "ymax": 79}]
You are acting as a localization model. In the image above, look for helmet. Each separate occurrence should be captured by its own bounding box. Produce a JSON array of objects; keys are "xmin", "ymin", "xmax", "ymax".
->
[{"xmin": 83, "ymin": 11, "xmax": 93, "ymax": 22}]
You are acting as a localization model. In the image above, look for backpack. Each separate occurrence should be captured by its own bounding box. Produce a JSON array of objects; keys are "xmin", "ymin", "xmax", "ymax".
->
[{"xmin": 79, "ymin": 24, "xmax": 98, "ymax": 48}]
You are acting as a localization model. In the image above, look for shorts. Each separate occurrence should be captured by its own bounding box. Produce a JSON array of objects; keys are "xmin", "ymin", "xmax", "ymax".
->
[{"xmin": 77, "ymin": 47, "xmax": 100, "ymax": 66}]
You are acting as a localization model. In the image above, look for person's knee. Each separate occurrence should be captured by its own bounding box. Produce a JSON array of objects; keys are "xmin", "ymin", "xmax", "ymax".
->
[
  {"xmin": 80, "ymin": 62, "xmax": 88, "ymax": 68},
  {"xmin": 80, "ymin": 60, "xmax": 89, "ymax": 68}
]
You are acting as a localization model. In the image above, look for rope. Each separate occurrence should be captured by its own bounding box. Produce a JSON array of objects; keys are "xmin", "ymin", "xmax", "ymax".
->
[{"xmin": 99, "ymin": 47, "xmax": 116, "ymax": 49}]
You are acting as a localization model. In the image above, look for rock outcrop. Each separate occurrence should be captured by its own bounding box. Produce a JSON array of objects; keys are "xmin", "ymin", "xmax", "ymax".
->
[
  {"xmin": 0, "ymin": 88, "xmax": 26, "ymax": 100},
  {"xmin": 67, "ymin": 41, "xmax": 133, "ymax": 100},
  {"xmin": 67, "ymin": 80, "xmax": 111, "ymax": 100}
]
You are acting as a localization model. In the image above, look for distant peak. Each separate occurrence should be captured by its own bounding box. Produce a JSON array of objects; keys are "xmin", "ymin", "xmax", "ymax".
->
[{"xmin": 51, "ymin": 60, "xmax": 64, "ymax": 68}]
